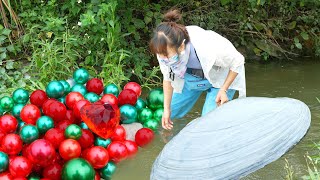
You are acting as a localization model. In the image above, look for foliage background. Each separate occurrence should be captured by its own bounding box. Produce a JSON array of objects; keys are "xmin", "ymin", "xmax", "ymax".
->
[{"xmin": 0, "ymin": 0, "xmax": 319, "ymax": 94}]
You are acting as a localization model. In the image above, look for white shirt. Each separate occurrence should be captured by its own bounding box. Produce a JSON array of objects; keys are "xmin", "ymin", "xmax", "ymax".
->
[{"xmin": 158, "ymin": 25, "xmax": 246, "ymax": 98}]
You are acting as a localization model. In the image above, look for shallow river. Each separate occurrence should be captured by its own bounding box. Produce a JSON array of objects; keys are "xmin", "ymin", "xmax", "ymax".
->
[{"xmin": 113, "ymin": 60, "xmax": 320, "ymax": 180}]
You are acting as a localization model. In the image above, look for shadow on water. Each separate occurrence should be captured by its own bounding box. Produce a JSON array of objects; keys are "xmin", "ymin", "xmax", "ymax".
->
[{"xmin": 112, "ymin": 59, "xmax": 320, "ymax": 180}]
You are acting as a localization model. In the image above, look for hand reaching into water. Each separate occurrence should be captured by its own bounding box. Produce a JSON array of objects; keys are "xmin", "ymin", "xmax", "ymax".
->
[{"xmin": 162, "ymin": 109, "xmax": 173, "ymax": 130}]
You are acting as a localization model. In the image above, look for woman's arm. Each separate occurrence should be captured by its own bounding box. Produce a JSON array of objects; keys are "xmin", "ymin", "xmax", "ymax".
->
[{"xmin": 162, "ymin": 80, "xmax": 174, "ymax": 130}]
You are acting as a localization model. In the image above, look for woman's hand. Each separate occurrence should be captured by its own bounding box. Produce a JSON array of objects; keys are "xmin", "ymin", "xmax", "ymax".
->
[
  {"xmin": 162, "ymin": 109, "xmax": 173, "ymax": 130},
  {"xmin": 215, "ymin": 89, "xmax": 229, "ymax": 106}
]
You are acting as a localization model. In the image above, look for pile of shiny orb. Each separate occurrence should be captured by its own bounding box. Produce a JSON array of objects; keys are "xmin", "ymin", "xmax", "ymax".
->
[{"xmin": 0, "ymin": 68, "xmax": 164, "ymax": 180}]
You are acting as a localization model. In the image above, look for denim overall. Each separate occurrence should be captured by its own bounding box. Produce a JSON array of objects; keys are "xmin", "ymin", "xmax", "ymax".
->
[{"xmin": 170, "ymin": 73, "xmax": 236, "ymax": 119}]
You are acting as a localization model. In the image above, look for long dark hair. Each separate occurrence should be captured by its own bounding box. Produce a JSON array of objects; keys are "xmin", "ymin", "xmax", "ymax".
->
[{"xmin": 149, "ymin": 9, "xmax": 190, "ymax": 56}]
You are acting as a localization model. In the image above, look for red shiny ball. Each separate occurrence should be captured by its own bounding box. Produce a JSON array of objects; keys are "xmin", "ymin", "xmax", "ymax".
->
[
  {"xmin": 100, "ymin": 94, "xmax": 118, "ymax": 106},
  {"xmin": 123, "ymin": 140, "xmax": 138, "ymax": 158},
  {"xmin": 42, "ymin": 99, "xmax": 67, "ymax": 122},
  {"xmin": 65, "ymin": 92, "xmax": 84, "ymax": 110},
  {"xmin": 124, "ymin": 82, "xmax": 142, "ymax": 97},
  {"xmin": 28, "ymin": 139, "xmax": 56, "ymax": 167},
  {"xmin": 20, "ymin": 104, "xmax": 41, "ymax": 125},
  {"xmin": 78, "ymin": 129, "xmax": 94, "ymax": 149},
  {"xmin": 65, "ymin": 110, "xmax": 75, "ymax": 123},
  {"xmin": 0, "ymin": 172, "xmax": 13, "ymax": 180},
  {"xmin": 135, "ymin": 128, "xmax": 154, "ymax": 147},
  {"xmin": 9, "ymin": 156, "xmax": 32, "ymax": 178},
  {"xmin": 72, "ymin": 99, "xmax": 90, "ymax": 122},
  {"xmin": 44, "ymin": 128, "xmax": 65, "ymax": 149},
  {"xmin": 118, "ymin": 89, "xmax": 138, "ymax": 106},
  {"xmin": 0, "ymin": 115, "xmax": 18, "ymax": 133},
  {"xmin": 107, "ymin": 141, "xmax": 128, "ymax": 163},
  {"xmin": 84, "ymin": 146, "xmax": 109, "ymax": 169},
  {"xmin": 86, "ymin": 78, "xmax": 104, "ymax": 95},
  {"xmin": 30, "ymin": 90, "xmax": 48, "ymax": 108},
  {"xmin": 56, "ymin": 120, "xmax": 72, "ymax": 131},
  {"xmin": 95, "ymin": 171, "xmax": 101, "ymax": 180},
  {"xmin": 1, "ymin": 134, "xmax": 23, "ymax": 155},
  {"xmin": 0, "ymin": 129, "xmax": 5, "ymax": 142},
  {"xmin": 111, "ymin": 125, "xmax": 126, "ymax": 141},
  {"xmin": 59, "ymin": 139, "xmax": 81, "ymax": 160},
  {"xmin": 42, "ymin": 162, "xmax": 62, "ymax": 180}
]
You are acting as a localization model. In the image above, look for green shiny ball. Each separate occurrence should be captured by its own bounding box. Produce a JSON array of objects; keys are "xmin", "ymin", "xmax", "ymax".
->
[
  {"xmin": 60, "ymin": 80, "xmax": 71, "ymax": 95},
  {"xmin": 100, "ymin": 162, "xmax": 117, "ymax": 179},
  {"xmin": 73, "ymin": 68, "xmax": 90, "ymax": 84},
  {"xmin": 61, "ymin": 158, "xmax": 95, "ymax": 180},
  {"xmin": 71, "ymin": 84, "xmax": 87, "ymax": 96},
  {"xmin": 143, "ymin": 119, "xmax": 159, "ymax": 131},
  {"xmin": 36, "ymin": 116, "xmax": 54, "ymax": 134},
  {"xmin": 0, "ymin": 152, "xmax": 9, "ymax": 173},
  {"xmin": 79, "ymin": 122, "xmax": 89, "ymax": 129},
  {"xmin": 120, "ymin": 104, "xmax": 137, "ymax": 124},
  {"xmin": 147, "ymin": 88, "xmax": 164, "ymax": 110},
  {"xmin": 94, "ymin": 137, "xmax": 111, "ymax": 148},
  {"xmin": 138, "ymin": 108, "xmax": 153, "ymax": 123},
  {"xmin": 0, "ymin": 105, "xmax": 5, "ymax": 115},
  {"xmin": 20, "ymin": 125, "xmax": 39, "ymax": 144},
  {"xmin": 103, "ymin": 84, "xmax": 119, "ymax": 97},
  {"xmin": 28, "ymin": 177, "xmax": 40, "ymax": 180},
  {"xmin": 11, "ymin": 104, "xmax": 25, "ymax": 118},
  {"xmin": 65, "ymin": 124, "xmax": 82, "ymax": 140},
  {"xmin": 0, "ymin": 96, "xmax": 14, "ymax": 111},
  {"xmin": 135, "ymin": 98, "xmax": 146, "ymax": 112},
  {"xmin": 58, "ymin": 96, "xmax": 66, "ymax": 104},
  {"xmin": 46, "ymin": 81, "xmax": 65, "ymax": 98},
  {"xmin": 17, "ymin": 120, "xmax": 26, "ymax": 132},
  {"xmin": 12, "ymin": 88, "xmax": 29, "ymax": 104},
  {"xmin": 153, "ymin": 108, "xmax": 164, "ymax": 122},
  {"xmin": 84, "ymin": 92, "xmax": 100, "ymax": 103}
]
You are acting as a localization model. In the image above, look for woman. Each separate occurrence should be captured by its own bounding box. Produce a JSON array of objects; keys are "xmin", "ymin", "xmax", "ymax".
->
[{"xmin": 150, "ymin": 9, "xmax": 246, "ymax": 130}]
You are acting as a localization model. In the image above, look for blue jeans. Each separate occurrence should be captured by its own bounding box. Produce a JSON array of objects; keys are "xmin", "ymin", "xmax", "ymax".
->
[{"xmin": 170, "ymin": 73, "xmax": 236, "ymax": 119}]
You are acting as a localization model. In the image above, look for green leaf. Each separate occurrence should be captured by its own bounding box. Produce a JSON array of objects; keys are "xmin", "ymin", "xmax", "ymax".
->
[
  {"xmin": 0, "ymin": 35, "xmax": 7, "ymax": 42},
  {"xmin": 5, "ymin": 60, "xmax": 14, "ymax": 69},
  {"xmin": 0, "ymin": 24, "xmax": 3, "ymax": 29},
  {"xmin": 246, "ymin": 23, "xmax": 253, "ymax": 30},
  {"xmin": 0, "ymin": 47, "xmax": 6, "ymax": 52},
  {"xmin": 294, "ymin": 37, "xmax": 299, "ymax": 43},
  {"xmin": 133, "ymin": 19, "xmax": 145, "ymax": 29},
  {"xmin": 6, "ymin": 45, "xmax": 15, "ymax": 52},
  {"xmin": 295, "ymin": 42, "xmax": 302, "ymax": 49},
  {"xmin": 2, "ymin": 29, "xmax": 11, "ymax": 36},
  {"xmin": 288, "ymin": 21, "xmax": 296, "ymax": 30},
  {"xmin": 220, "ymin": 0, "xmax": 232, "ymax": 6},
  {"xmin": 0, "ymin": 52, "xmax": 6, "ymax": 61},
  {"xmin": 300, "ymin": 32, "xmax": 309, "ymax": 40},
  {"xmin": 144, "ymin": 16, "xmax": 152, "ymax": 25}
]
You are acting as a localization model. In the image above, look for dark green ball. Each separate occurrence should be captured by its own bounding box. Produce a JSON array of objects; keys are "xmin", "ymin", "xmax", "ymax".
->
[
  {"xmin": 138, "ymin": 108, "xmax": 153, "ymax": 123},
  {"xmin": 20, "ymin": 125, "xmax": 39, "ymax": 144},
  {"xmin": 11, "ymin": 104, "xmax": 25, "ymax": 118},
  {"xmin": 65, "ymin": 124, "xmax": 82, "ymax": 140},
  {"xmin": 46, "ymin": 80, "xmax": 65, "ymax": 98},
  {"xmin": 84, "ymin": 92, "xmax": 100, "ymax": 103},
  {"xmin": 153, "ymin": 108, "xmax": 164, "ymax": 122},
  {"xmin": 12, "ymin": 88, "xmax": 29, "ymax": 104},
  {"xmin": 71, "ymin": 84, "xmax": 87, "ymax": 96},
  {"xmin": 100, "ymin": 162, "xmax": 117, "ymax": 179},
  {"xmin": 120, "ymin": 104, "xmax": 138, "ymax": 124},
  {"xmin": 60, "ymin": 80, "xmax": 71, "ymax": 95},
  {"xmin": 135, "ymin": 98, "xmax": 146, "ymax": 112},
  {"xmin": 0, "ymin": 105, "xmax": 5, "ymax": 115},
  {"xmin": 61, "ymin": 158, "xmax": 95, "ymax": 180},
  {"xmin": 143, "ymin": 119, "xmax": 159, "ymax": 131},
  {"xmin": 79, "ymin": 122, "xmax": 89, "ymax": 129},
  {"xmin": 103, "ymin": 84, "xmax": 119, "ymax": 97},
  {"xmin": 0, "ymin": 96, "xmax": 14, "ymax": 111},
  {"xmin": 73, "ymin": 68, "xmax": 90, "ymax": 84},
  {"xmin": 147, "ymin": 88, "xmax": 164, "ymax": 110},
  {"xmin": 36, "ymin": 116, "xmax": 54, "ymax": 134},
  {"xmin": 0, "ymin": 151, "xmax": 9, "ymax": 173},
  {"xmin": 94, "ymin": 137, "xmax": 111, "ymax": 148}
]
